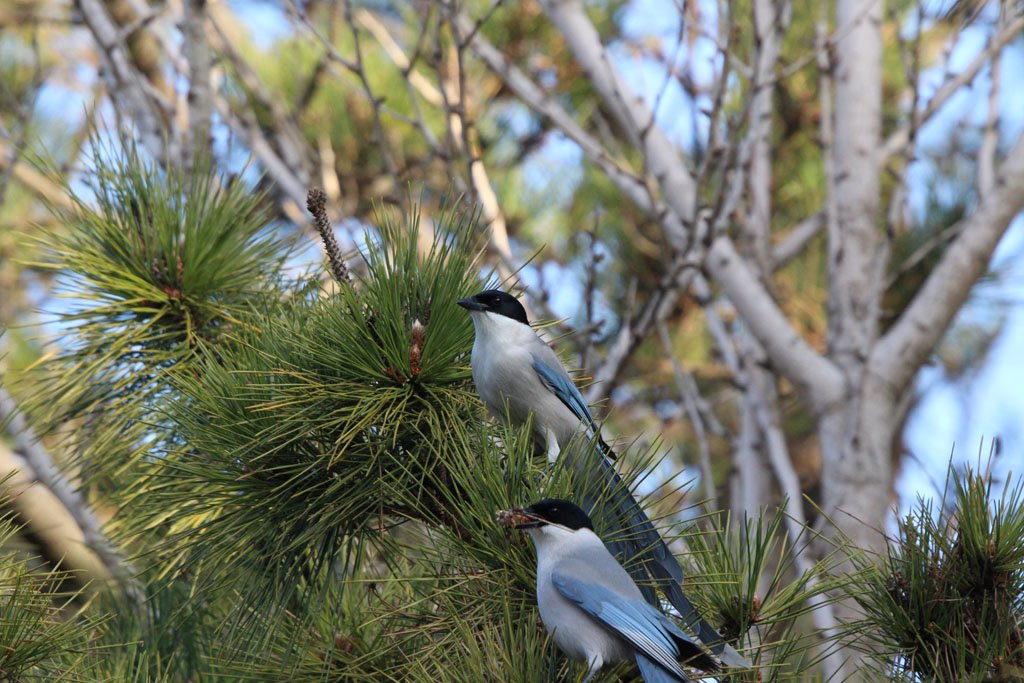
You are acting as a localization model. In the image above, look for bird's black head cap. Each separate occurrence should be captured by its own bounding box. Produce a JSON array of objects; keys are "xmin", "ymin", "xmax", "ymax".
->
[
  {"xmin": 522, "ymin": 499, "xmax": 594, "ymax": 531},
  {"xmin": 456, "ymin": 289, "xmax": 529, "ymax": 325}
]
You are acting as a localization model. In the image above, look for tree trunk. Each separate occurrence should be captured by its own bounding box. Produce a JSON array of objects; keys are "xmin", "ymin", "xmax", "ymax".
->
[
  {"xmin": 817, "ymin": 377, "xmax": 898, "ymax": 556},
  {"xmin": 815, "ymin": 374, "xmax": 899, "ymax": 680}
]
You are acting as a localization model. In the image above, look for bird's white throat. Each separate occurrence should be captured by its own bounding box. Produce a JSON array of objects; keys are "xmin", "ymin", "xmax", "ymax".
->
[
  {"xmin": 526, "ymin": 525, "xmax": 605, "ymax": 562},
  {"xmin": 468, "ymin": 309, "xmax": 537, "ymax": 346}
]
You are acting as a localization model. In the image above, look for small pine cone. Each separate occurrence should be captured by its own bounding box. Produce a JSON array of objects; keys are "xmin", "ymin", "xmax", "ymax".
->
[
  {"xmin": 307, "ymin": 187, "xmax": 350, "ymax": 285},
  {"xmin": 410, "ymin": 318, "xmax": 425, "ymax": 378}
]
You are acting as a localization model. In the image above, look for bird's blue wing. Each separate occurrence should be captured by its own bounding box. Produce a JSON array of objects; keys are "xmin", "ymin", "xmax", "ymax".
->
[
  {"xmin": 530, "ymin": 354, "xmax": 597, "ymax": 432},
  {"xmin": 551, "ymin": 572, "xmax": 715, "ymax": 680}
]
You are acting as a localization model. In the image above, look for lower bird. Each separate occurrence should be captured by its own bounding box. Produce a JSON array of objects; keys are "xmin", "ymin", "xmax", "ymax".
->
[{"xmin": 499, "ymin": 499, "xmax": 722, "ymax": 682}]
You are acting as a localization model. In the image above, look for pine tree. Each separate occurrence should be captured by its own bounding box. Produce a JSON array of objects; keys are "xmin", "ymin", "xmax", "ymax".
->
[{"xmin": 2, "ymin": 141, "xmax": 1020, "ymax": 681}]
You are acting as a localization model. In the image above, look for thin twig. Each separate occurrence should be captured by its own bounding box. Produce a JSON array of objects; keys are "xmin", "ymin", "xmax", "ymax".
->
[
  {"xmin": 743, "ymin": 0, "xmax": 791, "ymax": 275},
  {"xmin": 580, "ymin": 224, "xmax": 603, "ymax": 372},
  {"xmin": 978, "ymin": 1, "xmax": 1008, "ymax": 198},
  {"xmin": 0, "ymin": 31, "xmax": 43, "ymax": 208},
  {"xmin": 211, "ymin": 92, "xmax": 308, "ymax": 221},
  {"xmin": 78, "ymin": 0, "xmax": 174, "ymax": 160},
  {"xmin": 582, "ymin": 259, "xmax": 697, "ymax": 406},
  {"xmin": 771, "ymin": 211, "xmax": 824, "ymax": 270},
  {"xmin": 442, "ymin": 5, "xmax": 516, "ymax": 279},
  {"xmin": 208, "ymin": 10, "xmax": 314, "ymax": 177},
  {"xmin": 342, "ymin": 1, "xmax": 400, "ymax": 196}
]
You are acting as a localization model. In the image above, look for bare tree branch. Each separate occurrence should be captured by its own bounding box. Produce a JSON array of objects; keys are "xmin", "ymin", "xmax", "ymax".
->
[
  {"xmin": 692, "ymin": 275, "xmax": 769, "ymax": 522},
  {"xmin": 884, "ymin": 0, "xmax": 923, "ymax": 236},
  {"xmin": 207, "ymin": 7, "xmax": 315, "ymax": 184},
  {"xmin": 827, "ymin": 0, "xmax": 884, "ymax": 379},
  {"xmin": 656, "ymin": 321, "xmax": 717, "ymax": 510},
  {"xmin": 873, "ymin": 129, "xmax": 1024, "ymax": 391},
  {"xmin": 0, "ymin": 32, "xmax": 43, "ymax": 208},
  {"xmin": 455, "ymin": 11, "xmax": 658, "ymax": 223},
  {"xmin": 699, "ymin": 267, "xmax": 842, "ymax": 672},
  {"xmin": 441, "ymin": 8, "xmax": 515, "ymax": 277},
  {"xmin": 774, "ymin": 10, "xmax": 1017, "ymax": 263},
  {"xmin": 732, "ymin": 400, "xmax": 768, "ymax": 521},
  {"xmin": 978, "ymin": 2, "xmax": 1008, "ymax": 199},
  {"xmin": 883, "ymin": 222, "xmax": 961, "ymax": 292},
  {"xmin": 745, "ymin": 357, "xmax": 841, "ymax": 678},
  {"xmin": 211, "ymin": 92, "xmax": 308, "ymax": 223},
  {"xmin": 583, "ymin": 261, "xmax": 695, "ymax": 405},
  {"xmin": 0, "ymin": 386, "xmax": 137, "ymax": 590},
  {"xmin": 355, "ymin": 8, "xmax": 443, "ymax": 106},
  {"xmin": 354, "ymin": 8, "xmax": 446, "ymax": 163},
  {"xmin": 0, "ymin": 139, "xmax": 73, "ymax": 210},
  {"xmin": 341, "ymin": 1, "xmax": 399, "ymax": 192},
  {"xmin": 771, "ymin": 211, "xmax": 824, "ymax": 270},
  {"xmin": 815, "ymin": 11, "xmax": 841, "ymax": 298},
  {"xmin": 0, "ymin": 443, "xmax": 110, "ymax": 590},
  {"xmin": 537, "ymin": 0, "xmax": 697, "ymax": 248},
  {"xmin": 744, "ymin": 0, "xmax": 790, "ymax": 275},
  {"xmin": 107, "ymin": 0, "xmax": 178, "ymax": 98},
  {"xmin": 470, "ymin": 0, "xmax": 840, "ymax": 412},
  {"xmin": 707, "ymin": 236, "xmax": 843, "ymax": 408}
]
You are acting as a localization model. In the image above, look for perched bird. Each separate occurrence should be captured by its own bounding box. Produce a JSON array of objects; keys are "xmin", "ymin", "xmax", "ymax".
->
[
  {"xmin": 499, "ymin": 499, "xmax": 721, "ymax": 682},
  {"xmin": 458, "ymin": 289, "xmax": 745, "ymax": 667}
]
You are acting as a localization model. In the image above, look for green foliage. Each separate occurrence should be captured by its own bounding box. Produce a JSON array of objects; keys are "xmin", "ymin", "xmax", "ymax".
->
[
  {"xmin": 18, "ymin": 140, "xmax": 294, "ymax": 484},
  {"xmin": 30, "ymin": 144, "xmax": 288, "ymax": 346},
  {"xmin": 202, "ymin": 420, "xmax": 575, "ymax": 681},
  {"xmin": 848, "ymin": 465, "xmax": 1024, "ymax": 681},
  {"xmin": 684, "ymin": 504, "xmax": 849, "ymax": 681},
  {"xmin": 147, "ymin": 203, "xmax": 485, "ymax": 575}
]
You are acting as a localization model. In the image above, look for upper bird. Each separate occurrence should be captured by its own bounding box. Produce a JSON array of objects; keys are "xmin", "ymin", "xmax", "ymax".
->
[
  {"xmin": 457, "ymin": 289, "xmax": 746, "ymax": 668},
  {"xmin": 499, "ymin": 498, "xmax": 720, "ymax": 683},
  {"xmin": 457, "ymin": 289, "xmax": 590, "ymax": 463}
]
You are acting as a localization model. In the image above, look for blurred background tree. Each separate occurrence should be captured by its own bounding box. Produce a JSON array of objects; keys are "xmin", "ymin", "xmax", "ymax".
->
[{"xmin": 1, "ymin": 0, "xmax": 1023, "ymax": 680}]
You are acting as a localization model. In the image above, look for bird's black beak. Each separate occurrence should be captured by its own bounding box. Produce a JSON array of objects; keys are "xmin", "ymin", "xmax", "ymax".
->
[
  {"xmin": 514, "ymin": 515, "xmax": 544, "ymax": 529},
  {"xmin": 514, "ymin": 509, "xmax": 545, "ymax": 529},
  {"xmin": 457, "ymin": 297, "xmax": 487, "ymax": 311}
]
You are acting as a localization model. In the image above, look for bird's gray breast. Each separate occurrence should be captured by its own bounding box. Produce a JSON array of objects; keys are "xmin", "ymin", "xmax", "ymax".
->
[{"xmin": 471, "ymin": 339, "xmax": 549, "ymax": 428}]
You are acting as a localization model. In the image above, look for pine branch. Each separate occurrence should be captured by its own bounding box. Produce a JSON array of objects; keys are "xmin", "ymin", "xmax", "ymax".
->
[{"xmin": 847, "ymin": 464, "xmax": 1024, "ymax": 680}]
